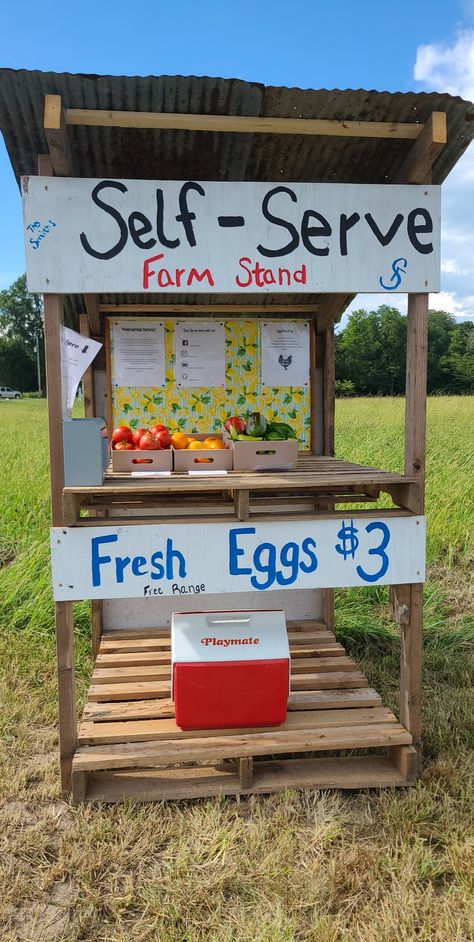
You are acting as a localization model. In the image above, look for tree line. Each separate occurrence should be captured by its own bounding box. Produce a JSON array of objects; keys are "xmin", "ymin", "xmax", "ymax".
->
[
  {"xmin": 0, "ymin": 275, "xmax": 44, "ymax": 392},
  {"xmin": 336, "ymin": 305, "xmax": 474, "ymax": 396},
  {"xmin": 0, "ymin": 277, "xmax": 473, "ymax": 396}
]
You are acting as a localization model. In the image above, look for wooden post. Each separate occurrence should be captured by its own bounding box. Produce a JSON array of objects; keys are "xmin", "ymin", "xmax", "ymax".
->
[
  {"xmin": 43, "ymin": 293, "xmax": 77, "ymax": 796},
  {"xmin": 322, "ymin": 326, "xmax": 335, "ymax": 457},
  {"xmin": 399, "ymin": 293, "xmax": 428, "ymax": 760},
  {"xmin": 79, "ymin": 313, "xmax": 96, "ymax": 418},
  {"xmin": 404, "ymin": 294, "xmax": 428, "ymax": 513},
  {"xmin": 321, "ymin": 324, "xmax": 336, "ymax": 629}
]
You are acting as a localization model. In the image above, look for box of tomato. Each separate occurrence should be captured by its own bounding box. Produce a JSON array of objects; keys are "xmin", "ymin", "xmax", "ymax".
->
[{"xmin": 111, "ymin": 425, "xmax": 173, "ymax": 473}]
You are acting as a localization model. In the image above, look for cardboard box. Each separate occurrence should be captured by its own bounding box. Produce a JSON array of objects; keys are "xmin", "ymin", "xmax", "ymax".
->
[
  {"xmin": 172, "ymin": 609, "xmax": 290, "ymax": 730},
  {"xmin": 224, "ymin": 434, "xmax": 298, "ymax": 471},
  {"xmin": 111, "ymin": 446, "xmax": 173, "ymax": 472},
  {"xmin": 172, "ymin": 433, "xmax": 233, "ymax": 472}
]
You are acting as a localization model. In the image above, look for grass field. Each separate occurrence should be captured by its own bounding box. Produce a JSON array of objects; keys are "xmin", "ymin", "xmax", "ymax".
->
[{"xmin": 0, "ymin": 397, "xmax": 473, "ymax": 942}]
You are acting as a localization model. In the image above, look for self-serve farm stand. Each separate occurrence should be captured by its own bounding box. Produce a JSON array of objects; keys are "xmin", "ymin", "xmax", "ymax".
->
[{"xmin": 2, "ymin": 70, "xmax": 473, "ymax": 803}]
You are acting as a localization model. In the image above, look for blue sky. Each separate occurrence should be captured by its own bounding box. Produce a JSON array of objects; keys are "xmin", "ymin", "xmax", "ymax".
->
[{"xmin": 1, "ymin": 0, "xmax": 474, "ymax": 319}]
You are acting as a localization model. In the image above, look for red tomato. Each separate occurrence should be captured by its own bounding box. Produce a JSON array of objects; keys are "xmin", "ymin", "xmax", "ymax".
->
[
  {"xmin": 150, "ymin": 423, "xmax": 168, "ymax": 436},
  {"xmin": 112, "ymin": 426, "xmax": 134, "ymax": 444},
  {"xmin": 139, "ymin": 432, "xmax": 163, "ymax": 450},
  {"xmin": 132, "ymin": 427, "xmax": 149, "ymax": 447},
  {"xmin": 113, "ymin": 440, "xmax": 134, "ymax": 450},
  {"xmin": 154, "ymin": 428, "xmax": 171, "ymax": 449}
]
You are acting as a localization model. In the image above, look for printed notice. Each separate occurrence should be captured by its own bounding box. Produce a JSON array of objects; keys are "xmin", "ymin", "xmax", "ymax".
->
[
  {"xmin": 175, "ymin": 321, "xmax": 225, "ymax": 387},
  {"xmin": 113, "ymin": 320, "xmax": 165, "ymax": 387},
  {"xmin": 261, "ymin": 321, "xmax": 310, "ymax": 387},
  {"xmin": 60, "ymin": 326, "xmax": 102, "ymax": 413}
]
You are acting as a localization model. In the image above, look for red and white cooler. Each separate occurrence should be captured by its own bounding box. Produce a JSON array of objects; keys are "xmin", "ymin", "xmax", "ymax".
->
[{"xmin": 171, "ymin": 609, "xmax": 290, "ymax": 730}]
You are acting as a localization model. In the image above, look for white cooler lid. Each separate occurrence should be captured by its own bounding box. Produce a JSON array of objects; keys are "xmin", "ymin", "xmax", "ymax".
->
[{"xmin": 171, "ymin": 609, "xmax": 289, "ymax": 665}]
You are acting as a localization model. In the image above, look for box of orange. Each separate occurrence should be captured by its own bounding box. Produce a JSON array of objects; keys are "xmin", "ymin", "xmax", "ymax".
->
[{"xmin": 172, "ymin": 432, "xmax": 233, "ymax": 472}]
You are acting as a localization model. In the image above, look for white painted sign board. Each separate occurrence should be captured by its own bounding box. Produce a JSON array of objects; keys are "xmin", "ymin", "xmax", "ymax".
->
[
  {"xmin": 50, "ymin": 515, "xmax": 425, "ymax": 601},
  {"xmin": 23, "ymin": 177, "xmax": 440, "ymax": 294}
]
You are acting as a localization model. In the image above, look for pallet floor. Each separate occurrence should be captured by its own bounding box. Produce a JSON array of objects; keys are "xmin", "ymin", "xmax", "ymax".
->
[{"xmin": 72, "ymin": 621, "xmax": 416, "ymax": 802}]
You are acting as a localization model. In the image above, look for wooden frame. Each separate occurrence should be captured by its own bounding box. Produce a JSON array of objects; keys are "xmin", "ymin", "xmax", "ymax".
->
[{"xmin": 38, "ymin": 95, "xmax": 437, "ymax": 801}]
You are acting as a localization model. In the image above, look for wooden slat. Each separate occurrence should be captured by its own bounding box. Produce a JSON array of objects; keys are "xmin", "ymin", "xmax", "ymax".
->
[
  {"xmin": 66, "ymin": 108, "xmax": 425, "ymax": 139},
  {"xmin": 82, "ymin": 687, "xmax": 382, "ymax": 722},
  {"xmin": 88, "ymin": 670, "xmax": 368, "ymax": 702},
  {"xmin": 290, "ymin": 671, "xmax": 368, "ymax": 690},
  {"xmin": 73, "ymin": 723, "xmax": 412, "ymax": 771},
  {"xmin": 99, "ymin": 628, "xmax": 336, "ymax": 653},
  {"xmin": 84, "ymin": 294, "xmax": 102, "ymax": 335},
  {"xmin": 63, "ymin": 457, "xmax": 417, "ymax": 498},
  {"xmin": 91, "ymin": 655, "xmax": 357, "ymax": 684},
  {"xmin": 95, "ymin": 642, "xmax": 346, "ymax": 668},
  {"xmin": 83, "ymin": 755, "xmax": 413, "ymax": 801},
  {"xmin": 101, "ymin": 304, "xmax": 319, "ymax": 314},
  {"xmin": 78, "ymin": 707, "xmax": 397, "ymax": 745}
]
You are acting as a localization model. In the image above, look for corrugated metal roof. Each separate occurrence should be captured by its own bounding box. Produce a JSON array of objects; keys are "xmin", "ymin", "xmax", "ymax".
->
[{"xmin": 1, "ymin": 69, "xmax": 473, "ymax": 324}]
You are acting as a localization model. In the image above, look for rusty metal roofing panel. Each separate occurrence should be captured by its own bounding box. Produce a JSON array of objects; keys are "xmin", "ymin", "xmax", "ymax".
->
[{"xmin": 0, "ymin": 69, "xmax": 472, "ymax": 323}]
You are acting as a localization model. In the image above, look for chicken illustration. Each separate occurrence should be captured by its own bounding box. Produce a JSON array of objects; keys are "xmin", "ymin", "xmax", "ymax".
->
[{"xmin": 278, "ymin": 354, "xmax": 292, "ymax": 370}]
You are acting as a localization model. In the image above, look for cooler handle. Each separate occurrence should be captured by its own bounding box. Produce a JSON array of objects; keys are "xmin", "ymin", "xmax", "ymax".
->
[{"xmin": 206, "ymin": 615, "xmax": 252, "ymax": 626}]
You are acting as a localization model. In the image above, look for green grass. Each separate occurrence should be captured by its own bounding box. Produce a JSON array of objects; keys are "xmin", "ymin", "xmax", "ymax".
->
[{"xmin": 0, "ymin": 397, "xmax": 473, "ymax": 942}]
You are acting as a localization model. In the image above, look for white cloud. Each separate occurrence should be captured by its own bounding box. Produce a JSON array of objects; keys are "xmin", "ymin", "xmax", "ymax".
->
[
  {"xmin": 413, "ymin": 29, "xmax": 474, "ymax": 322},
  {"xmin": 440, "ymin": 258, "xmax": 470, "ymax": 275},
  {"xmin": 414, "ymin": 29, "xmax": 474, "ymax": 100}
]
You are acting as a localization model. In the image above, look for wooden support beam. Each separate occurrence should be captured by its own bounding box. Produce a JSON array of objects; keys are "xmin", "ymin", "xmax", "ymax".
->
[
  {"xmin": 393, "ymin": 112, "xmax": 447, "ymax": 184},
  {"xmin": 79, "ymin": 313, "xmax": 96, "ymax": 417},
  {"xmin": 390, "ymin": 584, "xmax": 411, "ymax": 625},
  {"xmin": 43, "ymin": 294, "xmax": 66, "ymax": 524},
  {"xmin": 100, "ymin": 304, "xmax": 318, "ymax": 315},
  {"xmin": 37, "ymin": 153, "xmax": 53, "ymax": 176},
  {"xmin": 400, "ymin": 584, "xmax": 423, "ymax": 756},
  {"xmin": 321, "ymin": 326, "xmax": 335, "ymax": 457},
  {"xmin": 55, "ymin": 601, "xmax": 77, "ymax": 796},
  {"xmin": 316, "ymin": 294, "xmax": 354, "ymax": 331},
  {"xmin": 405, "ymin": 294, "xmax": 429, "ymax": 513},
  {"xmin": 43, "ymin": 94, "xmax": 74, "ymax": 176},
  {"xmin": 44, "ymin": 290, "xmax": 78, "ymax": 796},
  {"xmin": 65, "ymin": 108, "xmax": 425, "ymax": 140},
  {"xmin": 238, "ymin": 757, "xmax": 254, "ymax": 789},
  {"xmin": 84, "ymin": 295, "xmax": 102, "ymax": 335},
  {"xmin": 91, "ymin": 601, "xmax": 103, "ymax": 658}
]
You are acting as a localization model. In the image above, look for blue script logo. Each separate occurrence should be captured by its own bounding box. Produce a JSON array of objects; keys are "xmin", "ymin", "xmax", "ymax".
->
[{"xmin": 379, "ymin": 257, "xmax": 408, "ymax": 290}]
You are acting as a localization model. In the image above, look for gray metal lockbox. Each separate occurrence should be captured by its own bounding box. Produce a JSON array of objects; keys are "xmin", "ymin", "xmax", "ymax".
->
[{"xmin": 63, "ymin": 418, "xmax": 108, "ymax": 486}]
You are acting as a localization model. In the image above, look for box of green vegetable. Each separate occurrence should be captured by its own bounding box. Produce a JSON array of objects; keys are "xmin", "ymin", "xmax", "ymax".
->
[{"xmin": 223, "ymin": 413, "xmax": 298, "ymax": 471}]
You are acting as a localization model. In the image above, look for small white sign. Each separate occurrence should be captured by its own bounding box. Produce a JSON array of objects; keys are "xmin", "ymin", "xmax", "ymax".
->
[
  {"xmin": 174, "ymin": 321, "xmax": 225, "ymax": 387},
  {"xmin": 113, "ymin": 319, "xmax": 165, "ymax": 387},
  {"xmin": 60, "ymin": 326, "xmax": 102, "ymax": 412},
  {"xmin": 50, "ymin": 515, "xmax": 425, "ymax": 601},
  {"xmin": 261, "ymin": 321, "xmax": 309, "ymax": 386}
]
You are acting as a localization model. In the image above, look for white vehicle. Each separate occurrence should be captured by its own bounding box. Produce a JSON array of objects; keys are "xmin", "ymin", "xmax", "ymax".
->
[{"xmin": 0, "ymin": 386, "xmax": 22, "ymax": 399}]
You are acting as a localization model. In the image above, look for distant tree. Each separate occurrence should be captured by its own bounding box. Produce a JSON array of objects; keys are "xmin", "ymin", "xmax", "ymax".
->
[
  {"xmin": 336, "ymin": 306, "xmax": 406, "ymax": 395},
  {"xmin": 0, "ymin": 274, "xmax": 43, "ymax": 352},
  {"xmin": 0, "ymin": 274, "xmax": 44, "ymax": 392},
  {"xmin": 336, "ymin": 305, "xmax": 474, "ymax": 395},
  {"xmin": 0, "ymin": 337, "xmax": 37, "ymax": 391}
]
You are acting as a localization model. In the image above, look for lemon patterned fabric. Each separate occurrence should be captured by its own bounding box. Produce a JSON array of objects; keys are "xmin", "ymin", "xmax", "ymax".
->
[{"xmin": 110, "ymin": 317, "xmax": 311, "ymax": 448}]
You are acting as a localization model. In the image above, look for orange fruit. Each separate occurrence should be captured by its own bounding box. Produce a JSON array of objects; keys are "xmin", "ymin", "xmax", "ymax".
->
[
  {"xmin": 206, "ymin": 439, "xmax": 227, "ymax": 450},
  {"xmin": 171, "ymin": 432, "xmax": 189, "ymax": 450},
  {"xmin": 188, "ymin": 440, "xmax": 204, "ymax": 450}
]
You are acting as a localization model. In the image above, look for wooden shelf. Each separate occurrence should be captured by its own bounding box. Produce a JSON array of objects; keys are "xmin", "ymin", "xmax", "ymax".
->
[
  {"xmin": 62, "ymin": 455, "xmax": 417, "ymax": 525},
  {"xmin": 71, "ymin": 620, "xmax": 416, "ymax": 802}
]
